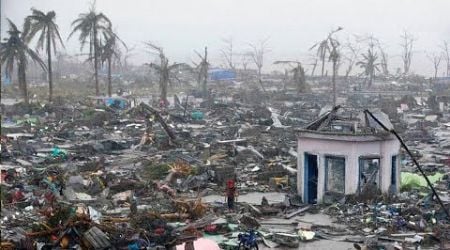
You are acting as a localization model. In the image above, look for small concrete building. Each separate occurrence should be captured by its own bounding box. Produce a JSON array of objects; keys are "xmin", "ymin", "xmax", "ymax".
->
[{"xmin": 297, "ymin": 107, "xmax": 401, "ymax": 203}]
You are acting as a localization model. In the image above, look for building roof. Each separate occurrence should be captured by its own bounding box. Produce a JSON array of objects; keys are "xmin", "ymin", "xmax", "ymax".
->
[{"xmin": 299, "ymin": 106, "xmax": 393, "ymax": 137}]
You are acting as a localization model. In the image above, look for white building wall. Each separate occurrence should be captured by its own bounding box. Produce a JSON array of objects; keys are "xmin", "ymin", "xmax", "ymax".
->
[{"xmin": 298, "ymin": 136, "xmax": 400, "ymax": 203}]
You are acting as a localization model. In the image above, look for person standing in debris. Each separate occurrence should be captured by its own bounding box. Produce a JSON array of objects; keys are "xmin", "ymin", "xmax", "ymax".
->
[{"xmin": 225, "ymin": 179, "xmax": 238, "ymax": 211}]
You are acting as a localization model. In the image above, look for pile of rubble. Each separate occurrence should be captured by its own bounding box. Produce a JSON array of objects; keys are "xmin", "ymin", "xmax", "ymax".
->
[{"xmin": 1, "ymin": 89, "xmax": 449, "ymax": 249}]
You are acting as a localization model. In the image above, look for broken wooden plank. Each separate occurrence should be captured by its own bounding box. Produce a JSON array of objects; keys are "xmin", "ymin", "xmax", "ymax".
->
[
  {"xmin": 284, "ymin": 205, "xmax": 310, "ymax": 219},
  {"xmin": 389, "ymin": 232, "xmax": 434, "ymax": 237},
  {"xmin": 247, "ymin": 204, "xmax": 262, "ymax": 216},
  {"xmin": 217, "ymin": 138, "xmax": 247, "ymax": 143}
]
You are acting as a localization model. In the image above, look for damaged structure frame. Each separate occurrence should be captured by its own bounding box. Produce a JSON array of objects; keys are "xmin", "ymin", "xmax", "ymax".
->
[{"xmin": 297, "ymin": 108, "xmax": 401, "ymax": 203}]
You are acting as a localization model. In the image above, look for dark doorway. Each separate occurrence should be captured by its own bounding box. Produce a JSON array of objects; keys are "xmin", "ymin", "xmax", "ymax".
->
[
  {"xmin": 304, "ymin": 153, "xmax": 318, "ymax": 203},
  {"xmin": 391, "ymin": 155, "xmax": 398, "ymax": 189}
]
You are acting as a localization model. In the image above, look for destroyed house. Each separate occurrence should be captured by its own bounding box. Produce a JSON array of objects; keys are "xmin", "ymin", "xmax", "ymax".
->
[{"xmin": 297, "ymin": 107, "xmax": 401, "ymax": 203}]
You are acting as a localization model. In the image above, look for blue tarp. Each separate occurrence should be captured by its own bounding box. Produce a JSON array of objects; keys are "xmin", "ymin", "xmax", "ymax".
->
[
  {"xmin": 105, "ymin": 97, "xmax": 127, "ymax": 109},
  {"xmin": 209, "ymin": 69, "xmax": 236, "ymax": 81}
]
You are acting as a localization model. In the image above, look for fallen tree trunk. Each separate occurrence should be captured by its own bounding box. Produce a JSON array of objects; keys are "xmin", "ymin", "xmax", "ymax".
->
[{"xmin": 139, "ymin": 103, "xmax": 176, "ymax": 140}]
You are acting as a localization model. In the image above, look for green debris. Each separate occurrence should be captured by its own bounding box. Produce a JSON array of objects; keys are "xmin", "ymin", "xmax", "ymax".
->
[
  {"xmin": 227, "ymin": 223, "xmax": 239, "ymax": 231},
  {"xmin": 16, "ymin": 117, "xmax": 38, "ymax": 126},
  {"xmin": 191, "ymin": 111, "xmax": 204, "ymax": 120},
  {"xmin": 400, "ymin": 172, "xmax": 444, "ymax": 191},
  {"xmin": 51, "ymin": 146, "xmax": 67, "ymax": 159},
  {"xmin": 141, "ymin": 163, "xmax": 171, "ymax": 180}
]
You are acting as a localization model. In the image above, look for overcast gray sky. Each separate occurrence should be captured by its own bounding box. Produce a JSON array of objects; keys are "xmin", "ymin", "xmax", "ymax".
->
[{"xmin": 2, "ymin": 0, "xmax": 450, "ymax": 76}]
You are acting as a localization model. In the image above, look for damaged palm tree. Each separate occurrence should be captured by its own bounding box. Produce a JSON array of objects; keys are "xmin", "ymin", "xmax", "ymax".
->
[
  {"xmin": 310, "ymin": 27, "xmax": 343, "ymax": 78},
  {"xmin": 145, "ymin": 42, "xmax": 190, "ymax": 105},
  {"xmin": 69, "ymin": 4, "xmax": 113, "ymax": 96},
  {"xmin": 99, "ymin": 31, "xmax": 126, "ymax": 97},
  {"xmin": 249, "ymin": 38, "xmax": 270, "ymax": 92},
  {"xmin": 23, "ymin": 8, "xmax": 65, "ymax": 102},
  {"xmin": 220, "ymin": 37, "xmax": 236, "ymax": 71},
  {"xmin": 0, "ymin": 19, "xmax": 47, "ymax": 104},
  {"xmin": 309, "ymin": 56, "xmax": 319, "ymax": 77},
  {"xmin": 441, "ymin": 41, "xmax": 450, "ymax": 77},
  {"xmin": 310, "ymin": 27, "xmax": 343, "ymax": 105},
  {"xmin": 274, "ymin": 61, "xmax": 308, "ymax": 93},
  {"xmin": 357, "ymin": 38, "xmax": 380, "ymax": 89},
  {"xmin": 427, "ymin": 52, "xmax": 442, "ymax": 80},
  {"xmin": 328, "ymin": 35, "xmax": 341, "ymax": 106},
  {"xmin": 342, "ymin": 37, "xmax": 361, "ymax": 79},
  {"xmin": 193, "ymin": 46, "xmax": 209, "ymax": 97},
  {"xmin": 400, "ymin": 31, "xmax": 416, "ymax": 76},
  {"xmin": 310, "ymin": 39, "xmax": 330, "ymax": 77},
  {"xmin": 377, "ymin": 43, "xmax": 390, "ymax": 76},
  {"xmin": 165, "ymin": 160, "xmax": 192, "ymax": 183}
]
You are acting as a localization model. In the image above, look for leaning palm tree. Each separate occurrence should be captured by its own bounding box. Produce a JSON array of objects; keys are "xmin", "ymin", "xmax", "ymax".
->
[
  {"xmin": 99, "ymin": 32, "xmax": 126, "ymax": 96},
  {"xmin": 145, "ymin": 42, "xmax": 190, "ymax": 105},
  {"xmin": 23, "ymin": 8, "xmax": 65, "ymax": 102},
  {"xmin": 356, "ymin": 49, "xmax": 380, "ymax": 88},
  {"xmin": 69, "ymin": 6, "xmax": 112, "ymax": 96},
  {"xmin": 0, "ymin": 19, "xmax": 47, "ymax": 104},
  {"xmin": 310, "ymin": 40, "xmax": 329, "ymax": 77}
]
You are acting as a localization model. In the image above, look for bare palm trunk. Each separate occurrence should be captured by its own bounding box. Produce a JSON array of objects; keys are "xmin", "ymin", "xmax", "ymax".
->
[
  {"xmin": 202, "ymin": 47, "xmax": 208, "ymax": 98},
  {"xmin": 321, "ymin": 56, "xmax": 325, "ymax": 77},
  {"xmin": 107, "ymin": 57, "xmax": 112, "ymax": 97},
  {"xmin": 283, "ymin": 69, "xmax": 288, "ymax": 91},
  {"xmin": 19, "ymin": 62, "xmax": 28, "ymax": 104},
  {"xmin": 332, "ymin": 61, "xmax": 337, "ymax": 106},
  {"xmin": 311, "ymin": 60, "xmax": 317, "ymax": 77},
  {"xmin": 47, "ymin": 30, "xmax": 53, "ymax": 102},
  {"xmin": 160, "ymin": 79, "xmax": 168, "ymax": 104},
  {"xmin": 93, "ymin": 24, "xmax": 99, "ymax": 96},
  {"xmin": 368, "ymin": 71, "xmax": 374, "ymax": 88},
  {"xmin": 345, "ymin": 64, "xmax": 353, "ymax": 79},
  {"xmin": 202, "ymin": 74, "xmax": 207, "ymax": 97},
  {"xmin": 257, "ymin": 68, "xmax": 266, "ymax": 92},
  {"xmin": 160, "ymin": 64, "xmax": 169, "ymax": 104}
]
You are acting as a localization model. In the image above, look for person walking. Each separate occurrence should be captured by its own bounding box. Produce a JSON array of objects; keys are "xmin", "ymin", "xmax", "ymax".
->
[{"xmin": 225, "ymin": 179, "xmax": 238, "ymax": 211}]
